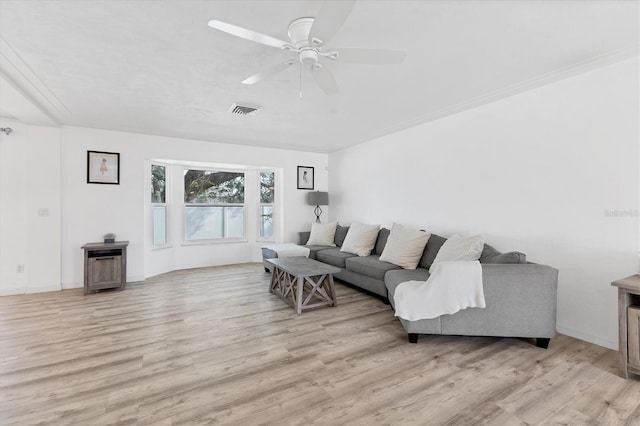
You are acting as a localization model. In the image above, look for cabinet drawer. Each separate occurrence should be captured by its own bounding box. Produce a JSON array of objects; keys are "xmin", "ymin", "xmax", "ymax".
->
[{"xmin": 629, "ymin": 306, "xmax": 640, "ymax": 369}]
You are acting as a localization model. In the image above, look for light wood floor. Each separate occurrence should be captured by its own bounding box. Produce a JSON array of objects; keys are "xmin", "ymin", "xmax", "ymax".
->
[{"xmin": 1, "ymin": 263, "xmax": 639, "ymax": 425}]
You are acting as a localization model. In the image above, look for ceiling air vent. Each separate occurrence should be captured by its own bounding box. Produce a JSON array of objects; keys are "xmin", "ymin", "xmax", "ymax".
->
[{"xmin": 228, "ymin": 103, "xmax": 260, "ymax": 116}]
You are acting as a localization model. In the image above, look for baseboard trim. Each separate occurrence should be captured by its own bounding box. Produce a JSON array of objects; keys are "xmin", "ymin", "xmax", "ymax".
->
[
  {"xmin": 556, "ymin": 324, "xmax": 617, "ymax": 351},
  {"xmin": 1, "ymin": 284, "xmax": 62, "ymax": 296}
]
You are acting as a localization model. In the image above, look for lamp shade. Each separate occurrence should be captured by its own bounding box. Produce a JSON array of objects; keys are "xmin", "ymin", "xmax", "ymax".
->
[{"xmin": 307, "ymin": 191, "xmax": 329, "ymax": 206}]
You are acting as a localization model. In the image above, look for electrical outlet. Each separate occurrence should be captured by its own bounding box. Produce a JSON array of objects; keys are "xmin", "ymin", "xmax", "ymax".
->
[{"xmin": 17, "ymin": 264, "xmax": 24, "ymax": 273}]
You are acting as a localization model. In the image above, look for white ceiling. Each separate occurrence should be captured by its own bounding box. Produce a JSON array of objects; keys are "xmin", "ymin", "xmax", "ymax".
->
[{"xmin": 0, "ymin": 0, "xmax": 638, "ymax": 153}]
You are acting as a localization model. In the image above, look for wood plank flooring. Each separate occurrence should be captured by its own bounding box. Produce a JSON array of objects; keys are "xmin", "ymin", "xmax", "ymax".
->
[{"xmin": 1, "ymin": 263, "xmax": 639, "ymax": 425}]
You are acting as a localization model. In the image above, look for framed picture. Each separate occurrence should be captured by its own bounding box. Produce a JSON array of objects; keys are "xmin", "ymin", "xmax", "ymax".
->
[
  {"xmin": 297, "ymin": 166, "xmax": 314, "ymax": 190},
  {"xmin": 87, "ymin": 150, "xmax": 120, "ymax": 184}
]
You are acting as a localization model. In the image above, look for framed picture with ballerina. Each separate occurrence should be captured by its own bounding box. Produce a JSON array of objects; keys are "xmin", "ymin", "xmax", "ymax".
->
[
  {"xmin": 87, "ymin": 150, "xmax": 120, "ymax": 184},
  {"xmin": 297, "ymin": 166, "xmax": 314, "ymax": 190}
]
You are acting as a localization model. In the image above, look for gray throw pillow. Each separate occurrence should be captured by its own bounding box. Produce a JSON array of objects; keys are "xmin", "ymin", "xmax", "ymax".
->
[
  {"xmin": 334, "ymin": 224, "xmax": 350, "ymax": 247},
  {"xmin": 480, "ymin": 244, "xmax": 526, "ymax": 264},
  {"xmin": 418, "ymin": 234, "xmax": 447, "ymax": 269},
  {"xmin": 374, "ymin": 228, "xmax": 391, "ymax": 255}
]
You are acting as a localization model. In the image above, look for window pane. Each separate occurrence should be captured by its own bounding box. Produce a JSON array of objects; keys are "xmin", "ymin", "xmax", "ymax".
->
[
  {"xmin": 185, "ymin": 206, "xmax": 223, "ymax": 240},
  {"xmin": 153, "ymin": 206, "xmax": 167, "ymax": 245},
  {"xmin": 184, "ymin": 170, "xmax": 244, "ymax": 203},
  {"xmin": 260, "ymin": 172, "xmax": 275, "ymax": 203},
  {"xmin": 224, "ymin": 207, "xmax": 244, "ymax": 238},
  {"xmin": 151, "ymin": 165, "xmax": 166, "ymax": 203},
  {"xmin": 260, "ymin": 205, "xmax": 273, "ymax": 238}
]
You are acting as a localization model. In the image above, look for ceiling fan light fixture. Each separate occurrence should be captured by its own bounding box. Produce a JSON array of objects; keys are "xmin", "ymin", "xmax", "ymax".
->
[{"xmin": 299, "ymin": 49, "xmax": 318, "ymax": 65}]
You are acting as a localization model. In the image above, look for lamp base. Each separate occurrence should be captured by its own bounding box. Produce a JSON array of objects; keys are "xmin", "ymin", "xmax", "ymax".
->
[{"xmin": 313, "ymin": 205, "xmax": 323, "ymax": 223}]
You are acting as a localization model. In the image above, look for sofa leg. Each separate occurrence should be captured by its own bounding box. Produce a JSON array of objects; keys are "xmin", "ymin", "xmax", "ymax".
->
[
  {"xmin": 382, "ymin": 297, "xmax": 391, "ymax": 306},
  {"xmin": 536, "ymin": 338, "xmax": 550, "ymax": 349},
  {"xmin": 264, "ymin": 267, "xmax": 270, "ymax": 273},
  {"xmin": 408, "ymin": 333, "xmax": 419, "ymax": 344}
]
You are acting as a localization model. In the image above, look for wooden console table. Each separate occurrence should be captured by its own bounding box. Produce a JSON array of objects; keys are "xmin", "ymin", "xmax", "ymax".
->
[
  {"xmin": 81, "ymin": 241, "xmax": 129, "ymax": 295},
  {"xmin": 612, "ymin": 274, "xmax": 640, "ymax": 379}
]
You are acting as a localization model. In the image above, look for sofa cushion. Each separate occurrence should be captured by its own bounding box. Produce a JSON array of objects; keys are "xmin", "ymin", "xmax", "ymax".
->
[
  {"xmin": 480, "ymin": 244, "xmax": 526, "ymax": 264},
  {"xmin": 374, "ymin": 228, "xmax": 391, "ymax": 255},
  {"xmin": 298, "ymin": 231, "xmax": 311, "ymax": 245},
  {"xmin": 380, "ymin": 223, "xmax": 430, "ymax": 269},
  {"xmin": 345, "ymin": 255, "xmax": 402, "ymax": 281},
  {"xmin": 334, "ymin": 224, "xmax": 350, "ymax": 247},
  {"xmin": 429, "ymin": 234, "xmax": 484, "ymax": 273},
  {"xmin": 418, "ymin": 234, "xmax": 447, "ymax": 270},
  {"xmin": 316, "ymin": 248, "xmax": 357, "ymax": 268},
  {"xmin": 341, "ymin": 222, "xmax": 380, "ymax": 256},
  {"xmin": 302, "ymin": 245, "xmax": 334, "ymax": 260},
  {"xmin": 306, "ymin": 221, "xmax": 337, "ymax": 246}
]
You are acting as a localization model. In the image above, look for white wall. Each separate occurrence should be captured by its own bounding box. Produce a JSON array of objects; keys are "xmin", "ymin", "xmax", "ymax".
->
[
  {"xmin": 0, "ymin": 118, "xmax": 61, "ymax": 295},
  {"xmin": 60, "ymin": 127, "xmax": 328, "ymax": 287},
  {"xmin": 329, "ymin": 57, "xmax": 639, "ymax": 349}
]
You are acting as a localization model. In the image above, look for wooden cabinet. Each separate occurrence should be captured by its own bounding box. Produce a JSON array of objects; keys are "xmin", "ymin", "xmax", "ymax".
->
[
  {"xmin": 612, "ymin": 275, "xmax": 640, "ymax": 379},
  {"xmin": 82, "ymin": 241, "xmax": 129, "ymax": 295}
]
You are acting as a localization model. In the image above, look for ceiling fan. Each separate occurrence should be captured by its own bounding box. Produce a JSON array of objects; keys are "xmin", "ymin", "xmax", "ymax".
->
[{"xmin": 207, "ymin": 0, "xmax": 406, "ymax": 96}]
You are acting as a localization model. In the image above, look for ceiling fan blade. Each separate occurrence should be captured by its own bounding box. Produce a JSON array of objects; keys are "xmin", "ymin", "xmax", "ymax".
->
[
  {"xmin": 331, "ymin": 48, "xmax": 406, "ymax": 64},
  {"xmin": 308, "ymin": 0, "xmax": 356, "ymax": 46},
  {"xmin": 242, "ymin": 60, "xmax": 296, "ymax": 85},
  {"xmin": 312, "ymin": 65, "xmax": 339, "ymax": 95},
  {"xmin": 208, "ymin": 20, "xmax": 289, "ymax": 49}
]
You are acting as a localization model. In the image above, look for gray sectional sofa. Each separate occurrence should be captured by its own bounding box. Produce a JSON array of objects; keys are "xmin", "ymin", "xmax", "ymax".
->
[{"xmin": 295, "ymin": 225, "xmax": 558, "ymax": 348}]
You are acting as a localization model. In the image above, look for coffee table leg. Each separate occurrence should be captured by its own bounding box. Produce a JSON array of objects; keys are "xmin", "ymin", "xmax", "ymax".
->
[
  {"xmin": 296, "ymin": 276, "xmax": 304, "ymax": 314},
  {"xmin": 328, "ymin": 274, "xmax": 337, "ymax": 307},
  {"xmin": 269, "ymin": 266, "xmax": 277, "ymax": 293}
]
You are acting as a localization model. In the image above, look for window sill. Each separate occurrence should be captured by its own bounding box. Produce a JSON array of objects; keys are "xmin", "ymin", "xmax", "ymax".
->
[
  {"xmin": 151, "ymin": 244, "xmax": 173, "ymax": 251},
  {"xmin": 181, "ymin": 238, "xmax": 248, "ymax": 246},
  {"xmin": 257, "ymin": 238, "xmax": 276, "ymax": 243}
]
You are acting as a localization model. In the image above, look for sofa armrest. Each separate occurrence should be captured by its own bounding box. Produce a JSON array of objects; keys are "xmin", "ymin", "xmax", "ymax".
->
[
  {"xmin": 298, "ymin": 231, "xmax": 310, "ymax": 245},
  {"xmin": 441, "ymin": 263, "xmax": 558, "ymax": 338}
]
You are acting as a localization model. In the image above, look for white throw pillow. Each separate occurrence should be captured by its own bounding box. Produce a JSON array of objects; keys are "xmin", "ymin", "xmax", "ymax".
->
[
  {"xmin": 340, "ymin": 222, "xmax": 381, "ymax": 256},
  {"xmin": 429, "ymin": 234, "xmax": 484, "ymax": 273},
  {"xmin": 306, "ymin": 222, "xmax": 337, "ymax": 246},
  {"xmin": 380, "ymin": 223, "xmax": 431, "ymax": 269}
]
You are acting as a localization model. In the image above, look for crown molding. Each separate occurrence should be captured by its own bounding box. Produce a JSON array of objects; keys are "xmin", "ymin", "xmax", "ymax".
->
[{"xmin": 0, "ymin": 37, "xmax": 66, "ymax": 126}]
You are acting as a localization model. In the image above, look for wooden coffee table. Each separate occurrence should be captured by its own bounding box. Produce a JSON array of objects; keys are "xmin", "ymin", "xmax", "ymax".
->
[{"xmin": 267, "ymin": 257, "xmax": 340, "ymax": 314}]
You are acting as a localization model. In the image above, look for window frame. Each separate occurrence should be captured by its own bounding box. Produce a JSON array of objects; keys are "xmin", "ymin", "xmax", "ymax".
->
[
  {"xmin": 151, "ymin": 162, "xmax": 171, "ymax": 249},
  {"xmin": 182, "ymin": 167, "xmax": 247, "ymax": 244}
]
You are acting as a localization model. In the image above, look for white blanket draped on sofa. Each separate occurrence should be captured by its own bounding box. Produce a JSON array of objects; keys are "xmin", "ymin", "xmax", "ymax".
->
[{"xmin": 394, "ymin": 261, "xmax": 485, "ymax": 321}]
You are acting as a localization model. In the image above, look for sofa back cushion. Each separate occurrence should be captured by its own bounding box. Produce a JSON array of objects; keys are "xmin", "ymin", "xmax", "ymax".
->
[
  {"xmin": 334, "ymin": 224, "xmax": 350, "ymax": 247},
  {"xmin": 418, "ymin": 233, "xmax": 447, "ymax": 270},
  {"xmin": 374, "ymin": 228, "xmax": 391, "ymax": 255},
  {"xmin": 379, "ymin": 223, "xmax": 431, "ymax": 270},
  {"xmin": 480, "ymin": 244, "xmax": 526, "ymax": 264},
  {"xmin": 341, "ymin": 222, "xmax": 381, "ymax": 257}
]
